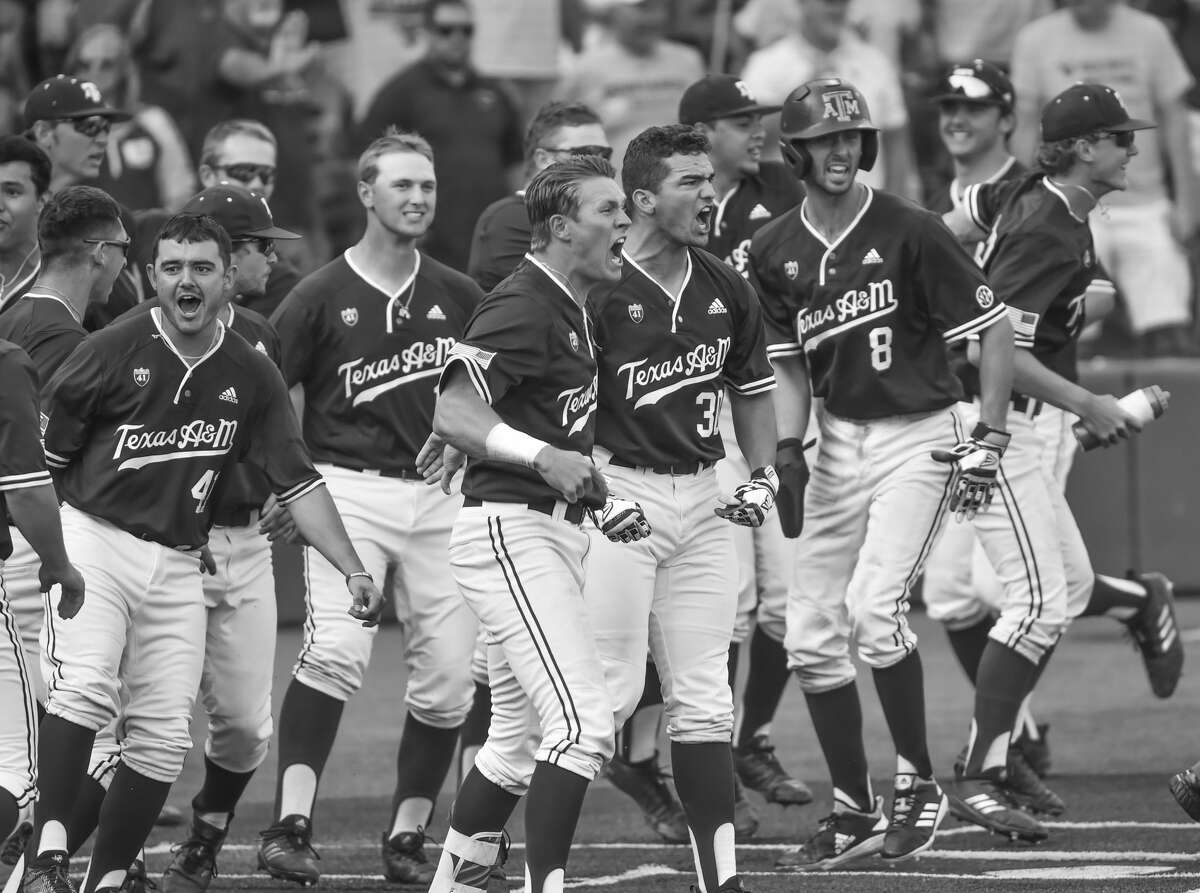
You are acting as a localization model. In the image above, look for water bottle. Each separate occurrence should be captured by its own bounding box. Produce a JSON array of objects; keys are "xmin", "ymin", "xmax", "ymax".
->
[{"xmin": 1072, "ymin": 385, "xmax": 1167, "ymax": 451}]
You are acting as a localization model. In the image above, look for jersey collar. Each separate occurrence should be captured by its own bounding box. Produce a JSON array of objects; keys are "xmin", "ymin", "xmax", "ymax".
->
[
  {"xmin": 711, "ymin": 180, "xmax": 742, "ymax": 241},
  {"xmin": 799, "ymin": 186, "xmax": 875, "ymax": 286},
  {"xmin": 524, "ymin": 253, "xmax": 594, "ymax": 355},
  {"xmin": 25, "ymin": 287, "xmax": 82, "ymax": 324},
  {"xmin": 1041, "ymin": 178, "xmax": 1087, "ymax": 224},
  {"xmin": 0, "ymin": 261, "xmax": 42, "ymax": 313},
  {"xmin": 344, "ymin": 247, "xmax": 422, "ymax": 334},
  {"xmin": 150, "ymin": 306, "xmax": 228, "ymax": 404},
  {"xmin": 620, "ymin": 249, "xmax": 693, "ymax": 335},
  {"xmin": 950, "ymin": 156, "xmax": 1017, "ymax": 210}
]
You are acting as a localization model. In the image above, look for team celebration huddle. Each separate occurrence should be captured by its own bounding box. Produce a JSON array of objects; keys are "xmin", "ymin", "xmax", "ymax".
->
[{"xmin": 0, "ymin": 5, "xmax": 1196, "ymax": 893}]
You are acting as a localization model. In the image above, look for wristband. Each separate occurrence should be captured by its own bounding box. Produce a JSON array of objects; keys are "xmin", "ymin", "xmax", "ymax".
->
[
  {"xmin": 346, "ymin": 571, "xmax": 374, "ymax": 585},
  {"xmin": 485, "ymin": 422, "xmax": 549, "ymax": 468}
]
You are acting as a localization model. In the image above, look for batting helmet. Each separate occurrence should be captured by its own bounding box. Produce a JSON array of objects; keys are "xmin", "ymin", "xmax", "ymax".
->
[{"xmin": 779, "ymin": 78, "xmax": 879, "ymax": 179}]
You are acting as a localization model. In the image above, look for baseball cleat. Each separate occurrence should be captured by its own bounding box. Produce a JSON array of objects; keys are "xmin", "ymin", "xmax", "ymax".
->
[
  {"xmin": 733, "ymin": 775, "xmax": 759, "ymax": 841},
  {"xmin": 1004, "ymin": 747, "xmax": 1065, "ymax": 816},
  {"xmin": 733, "ymin": 735, "xmax": 814, "ymax": 806},
  {"xmin": 20, "ymin": 850, "xmax": 76, "ymax": 893},
  {"xmin": 1, "ymin": 818, "xmax": 32, "ymax": 866},
  {"xmin": 160, "ymin": 812, "xmax": 230, "ymax": 893},
  {"xmin": 381, "ymin": 828, "xmax": 436, "ymax": 885},
  {"xmin": 1013, "ymin": 724, "xmax": 1052, "ymax": 779},
  {"xmin": 257, "ymin": 814, "xmax": 320, "ymax": 886},
  {"xmin": 950, "ymin": 773, "xmax": 1047, "ymax": 842},
  {"xmin": 1124, "ymin": 572, "xmax": 1183, "ymax": 698},
  {"xmin": 775, "ymin": 795, "xmax": 887, "ymax": 871},
  {"xmin": 118, "ymin": 858, "xmax": 150, "ymax": 893},
  {"xmin": 603, "ymin": 754, "xmax": 690, "ymax": 844},
  {"xmin": 881, "ymin": 775, "xmax": 948, "ymax": 861},
  {"xmin": 1169, "ymin": 768, "xmax": 1200, "ymax": 822}
]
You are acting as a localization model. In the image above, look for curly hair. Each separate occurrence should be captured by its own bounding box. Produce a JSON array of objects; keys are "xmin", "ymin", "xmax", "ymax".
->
[
  {"xmin": 620, "ymin": 124, "xmax": 710, "ymax": 204},
  {"xmin": 1035, "ymin": 131, "xmax": 1106, "ymax": 176}
]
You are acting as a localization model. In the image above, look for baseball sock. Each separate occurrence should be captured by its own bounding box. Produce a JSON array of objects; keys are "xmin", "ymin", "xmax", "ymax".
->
[
  {"xmin": 274, "ymin": 681, "xmax": 345, "ymax": 821},
  {"xmin": 389, "ymin": 715, "xmax": 460, "ymax": 839},
  {"xmin": 0, "ymin": 790, "xmax": 16, "ymax": 847},
  {"xmin": 29, "ymin": 715, "xmax": 95, "ymax": 858},
  {"xmin": 1080, "ymin": 574, "xmax": 1146, "ymax": 620},
  {"xmin": 65, "ymin": 778, "xmax": 105, "ymax": 854},
  {"xmin": 194, "ymin": 756, "xmax": 255, "ymax": 819},
  {"xmin": 944, "ymin": 614, "xmax": 996, "ymax": 685},
  {"xmin": 871, "ymin": 651, "xmax": 932, "ymax": 779},
  {"xmin": 963, "ymin": 642, "xmax": 1038, "ymax": 778},
  {"xmin": 524, "ymin": 762, "xmax": 588, "ymax": 893},
  {"xmin": 736, "ymin": 626, "xmax": 790, "ymax": 747},
  {"xmin": 429, "ymin": 768, "xmax": 518, "ymax": 893},
  {"xmin": 672, "ymin": 741, "xmax": 738, "ymax": 893},
  {"xmin": 459, "ymin": 681, "xmax": 492, "ymax": 782},
  {"xmin": 81, "ymin": 762, "xmax": 169, "ymax": 893},
  {"xmin": 803, "ymin": 680, "xmax": 872, "ymax": 812}
]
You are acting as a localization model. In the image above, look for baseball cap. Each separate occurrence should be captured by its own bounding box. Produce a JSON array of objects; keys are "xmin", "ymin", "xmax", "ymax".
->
[
  {"xmin": 932, "ymin": 60, "xmax": 1014, "ymax": 111},
  {"xmin": 1041, "ymin": 83, "xmax": 1156, "ymax": 142},
  {"xmin": 181, "ymin": 185, "xmax": 300, "ymax": 240},
  {"xmin": 679, "ymin": 75, "xmax": 782, "ymax": 125},
  {"xmin": 23, "ymin": 75, "xmax": 131, "ymax": 128}
]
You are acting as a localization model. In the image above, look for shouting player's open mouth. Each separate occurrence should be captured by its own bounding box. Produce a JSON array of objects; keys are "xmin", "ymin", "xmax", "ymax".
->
[
  {"xmin": 177, "ymin": 291, "xmax": 203, "ymax": 320},
  {"xmin": 695, "ymin": 205, "xmax": 714, "ymax": 236},
  {"xmin": 609, "ymin": 236, "xmax": 625, "ymax": 267}
]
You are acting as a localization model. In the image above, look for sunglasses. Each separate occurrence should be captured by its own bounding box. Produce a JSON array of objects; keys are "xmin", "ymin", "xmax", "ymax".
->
[
  {"xmin": 83, "ymin": 236, "xmax": 131, "ymax": 256},
  {"xmin": 60, "ymin": 116, "xmax": 112, "ymax": 138},
  {"xmin": 234, "ymin": 237, "xmax": 276, "ymax": 257},
  {"xmin": 1097, "ymin": 130, "xmax": 1135, "ymax": 149},
  {"xmin": 215, "ymin": 163, "xmax": 276, "ymax": 187},
  {"xmin": 434, "ymin": 23, "xmax": 474, "ymax": 37},
  {"xmin": 542, "ymin": 145, "xmax": 614, "ymax": 160},
  {"xmin": 943, "ymin": 73, "xmax": 1000, "ymax": 103}
]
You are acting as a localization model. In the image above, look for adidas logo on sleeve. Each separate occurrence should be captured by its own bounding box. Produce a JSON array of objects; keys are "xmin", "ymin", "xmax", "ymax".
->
[
  {"xmin": 708, "ymin": 298, "xmax": 728, "ymax": 315},
  {"xmin": 218, "ymin": 387, "xmax": 239, "ymax": 404}
]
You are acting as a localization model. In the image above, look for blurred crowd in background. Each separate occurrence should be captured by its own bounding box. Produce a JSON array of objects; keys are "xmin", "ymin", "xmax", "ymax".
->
[{"xmin": 1, "ymin": 0, "xmax": 1199, "ymax": 356}]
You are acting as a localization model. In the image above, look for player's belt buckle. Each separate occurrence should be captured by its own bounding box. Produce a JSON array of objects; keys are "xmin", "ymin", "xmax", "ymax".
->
[{"xmin": 1010, "ymin": 395, "xmax": 1043, "ymax": 419}]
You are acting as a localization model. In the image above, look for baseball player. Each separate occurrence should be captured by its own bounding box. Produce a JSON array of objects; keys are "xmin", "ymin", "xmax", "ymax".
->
[
  {"xmin": 257, "ymin": 131, "xmax": 483, "ymax": 887},
  {"xmin": 427, "ymin": 155, "xmax": 645, "ymax": 893},
  {"xmin": 19, "ymin": 213, "xmax": 382, "ymax": 893},
  {"xmin": 0, "ymin": 337, "xmax": 84, "ymax": 874},
  {"xmin": 749, "ymin": 78, "xmax": 1015, "ymax": 871},
  {"xmin": 940, "ymin": 83, "xmax": 1178, "ymax": 840},
  {"xmin": 584, "ymin": 123, "xmax": 777, "ymax": 893},
  {"xmin": 0, "ymin": 137, "xmax": 51, "ymax": 315}
]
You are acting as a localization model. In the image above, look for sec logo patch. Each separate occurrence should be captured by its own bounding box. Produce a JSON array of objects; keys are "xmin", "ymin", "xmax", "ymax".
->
[{"xmin": 975, "ymin": 285, "xmax": 994, "ymax": 309}]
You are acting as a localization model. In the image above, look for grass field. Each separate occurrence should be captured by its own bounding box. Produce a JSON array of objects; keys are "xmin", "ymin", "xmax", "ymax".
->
[{"xmin": 5, "ymin": 600, "xmax": 1200, "ymax": 893}]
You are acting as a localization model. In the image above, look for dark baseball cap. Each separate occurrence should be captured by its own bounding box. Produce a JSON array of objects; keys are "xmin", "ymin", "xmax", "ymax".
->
[
  {"xmin": 1041, "ymin": 83, "xmax": 1156, "ymax": 142},
  {"xmin": 181, "ymin": 185, "xmax": 300, "ymax": 240},
  {"xmin": 932, "ymin": 60, "xmax": 1014, "ymax": 111},
  {"xmin": 23, "ymin": 75, "xmax": 131, "ymax": 128},
  {"xmin": 679, "ymin": 75, "xmax": 782, "ymax": 124}
]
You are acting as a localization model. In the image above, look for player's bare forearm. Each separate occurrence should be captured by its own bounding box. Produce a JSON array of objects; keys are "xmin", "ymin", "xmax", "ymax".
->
[
  {"xmin": 770, "ymin": 354, "xmax": 812, "ymax": 442},
  {"xmin": 943, "ymin": 206, "xmax": 982, "ymax": 242},
  {"xmin": 434, "ymin": 370, "xmax": 504, "ymax": 459},
  {"xmin": 974, "ymin": 316, "xmax": 1014, "ymax": 431},
  {"xmin": 284, "ymin": 485, "xmax": 367, "ymax": 578},
  {"xmin": 1011, "ymin": 348, "xmax": 1097, "ymax": 416},
  {"xmin": 7, "ymin": 483, "xmax": 71, "ymax": 574},
  {"xmin": 729, "ymin": 390, "xmax": 779, "ymax": 470},
  {"xmin": 288, "ymin": 384, "xmax": 305, "ymax": 426}
]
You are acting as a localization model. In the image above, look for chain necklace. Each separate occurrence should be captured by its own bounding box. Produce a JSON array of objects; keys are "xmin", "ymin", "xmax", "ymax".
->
[{"xmin": 0, "ymin": 243, "xmax": 39, "ymax": 303}]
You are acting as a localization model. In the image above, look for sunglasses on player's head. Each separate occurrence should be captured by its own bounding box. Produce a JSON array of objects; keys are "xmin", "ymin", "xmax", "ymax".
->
[
  {"xmin": 944, "ymin": 73, "xmax": 996, "ymax": 102},
  {"xmin": 434, "ymin": 22, "xmax": 474, "ymax": 37},
  {"xmin": 59, "ymin": 116, "xmax": 112, "ymax": 138},
  {"xmin": 541, "ymin": 145, "xmax": 614, "ymax": 161},
  {"xmin": 215, "ymin": 163, "xmax": 277, "ymax": 187}
]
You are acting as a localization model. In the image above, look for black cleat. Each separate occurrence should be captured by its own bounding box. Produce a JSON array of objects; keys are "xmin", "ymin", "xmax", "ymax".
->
[
  {"xmin": 1170, "ymin": 768, "xmax": 1200, "ymax": 822},
  {"xmin": 1013, "ymin": 723, "xmax": 1052, "ymax": 778},
  {"xmin": 881, "ymin": 775, "xmax": 947, "ymax": 861},
  {"xmin": 604, "ymin": 754, "xmax": 690, "ymax": 844},
  {"xmin": 20, "ymin": 851, "xmax": 76, "ymax": 893},
  {"xmin": 1124, "ymin": 571, "xmax": 1183, "ymax": 698},
  {"xmin": 950, "ymin": 771, "xmax": 1047, "ymax": 843},
  {"xmin": 776, "ymin": 796, "xmax": 887, "ymax": 871},
  {"xmin": 1, "ymin": 818, "xmax": 32, "ymax": 867},
  {"xmin": 732, "ymin": 775, "xmax": 759, "ymax": 841},
  {"xmin": 381, "ymin": 828, "xmax": 435, "ymax": 885},
  {"xmin": 733, "ymin": 735, "xmax": 813, "ymax": 806},
  {"xmin": 1004, "ymin": 747, "xmax": 1065, "ymax": 816},
  {"xmin": 119, "ymin": 858, "xmax": 153, "ymax": 893},
  {"xmin": 161, "ymin": 813, "xmax": 229, "ymax": 893},
  {"xmin": 257, "ymin": 814, "xmax": 320, "ymax": 886}
]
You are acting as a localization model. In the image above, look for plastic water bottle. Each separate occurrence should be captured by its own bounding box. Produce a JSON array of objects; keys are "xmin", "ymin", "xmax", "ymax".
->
[{"xmin": 1072, "ymin": 385, "xmax": 1167, "ymax": 451}]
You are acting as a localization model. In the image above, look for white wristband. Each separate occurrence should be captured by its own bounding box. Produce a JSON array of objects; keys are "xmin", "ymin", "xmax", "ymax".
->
[{"xmin": 484, "ymin": 422, "xmax": 549, "ymax": 468}]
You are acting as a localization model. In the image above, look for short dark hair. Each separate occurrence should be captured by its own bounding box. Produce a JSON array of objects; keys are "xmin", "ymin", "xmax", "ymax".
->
[
  {"xmin": 0, "ymin": 135, "xmax": 52, "ymax": 196},
  {"xmin": 525, "ymin": 155, "xmax": 617, "ymax": 251},
  {"xmin": 153, "ymin": 213, "xmax": 232, "ymax": 267},
  {"xmin": 621, "ymin": 124, "xmax": 710, "ymax": 203},
  {"xmin": 38, "ymin": 185, "xmax": 122, "ymax": 265},
  {"xmin": 424, "ymin": 0, "xmax": 471, "ymax": 27},
  {"xmin": 524, "ymin": 101, "xmax": 603, "ymax": 164}
]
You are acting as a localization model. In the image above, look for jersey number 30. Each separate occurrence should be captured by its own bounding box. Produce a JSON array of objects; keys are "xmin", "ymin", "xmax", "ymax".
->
[
  {"xmin": 869, "ymin": 326, "xmax": 893, "ymax": 372},
  {"xmin": 697, "ymin": 390, "xmax": 724, "ymax": 437},
  {"xmin": 191, "ymin": 469, "xmax": 221, "ymax": 515}
]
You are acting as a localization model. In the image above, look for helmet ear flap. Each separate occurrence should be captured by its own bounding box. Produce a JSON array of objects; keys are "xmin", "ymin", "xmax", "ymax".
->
[
  {"xmin": 859, "ymin": 131, "xmax": 879, "ymax": 172},
  {"xmin": 780, "ymin": 138, "xmax": 810, "ymax": 179}
]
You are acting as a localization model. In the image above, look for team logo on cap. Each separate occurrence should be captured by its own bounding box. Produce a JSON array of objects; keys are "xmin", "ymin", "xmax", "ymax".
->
[
  {"xmin": 569, "ymin": 331, "xmax": 579, "ymax": 351},
  {"xmin": 80, "ymin": 81, "xmax": 103, "ymax": 103},
  {"xmin": 784, "ymin": 260, "xmax": 799, "ymax": 280},
  {"xmin": 341, "ymin": 307, "xmax": 359, "ymax": 326},
  {"xmin": 735, "ymin": 80, "xmax": 755, "ymax": 101},
  {"xmin": 133, "ymin": 366, "xmax": 150, "ymax": 387},
  {"xmin": 629, "ymin": 303, "xmax": 644, "ymax": 324},
  {"xmin": 822, "ymin": 90, "xmax": 861, "ymax": 123},
  {"xmin": 975, "ymin": 285, "xmax": 994, "ymax": 309}
]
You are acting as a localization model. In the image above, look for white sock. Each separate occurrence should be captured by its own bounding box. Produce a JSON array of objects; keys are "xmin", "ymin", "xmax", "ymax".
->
[
  {"xmin": 197, "ymin": 811, "xmax": 229, "ymax": 830},
  {"xmin": 1, "ymin": 854, "xmax": 23, "ymax": 893},
  {"xmin": 278, "ymin": 764, "xmax": 318, "ymax": 820},
  {"xmin": 36, "ymin": 820, "xmax": 67, "ymax": 855},
  {"xmin": 536, "ymin": 867, "xmax": 565, "ymax": 893},
  {"xmin": 95, "ymin": 869, "xmax": 127, "ymax": 891},
  {"xmin": 388, "ymin": 796, "xmax": 433, "ymax": 840}
]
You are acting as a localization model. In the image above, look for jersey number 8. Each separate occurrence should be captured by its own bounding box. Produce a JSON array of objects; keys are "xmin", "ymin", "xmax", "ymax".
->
[{"xmin": 868, "ymin": 326, "xmax": 892, "ymax": 372}]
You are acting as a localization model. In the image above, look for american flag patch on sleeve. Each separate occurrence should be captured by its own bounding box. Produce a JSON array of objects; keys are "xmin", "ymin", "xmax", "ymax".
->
[
  {"xmin": 1007, "ymin": 306, "xmax": 1040, "ymax": 345},
  {"xmin": 448, "ymin": 342, "xmax": 496, "ymax": 370}
]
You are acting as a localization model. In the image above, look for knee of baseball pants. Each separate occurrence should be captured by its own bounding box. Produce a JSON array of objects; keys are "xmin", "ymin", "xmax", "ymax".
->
[
  {"xmin": 595, "ymin": 633, "xmax": 651, "ymax": 729},
  {"xmin": 120, "ymin": 710, "xmax": 194, "ymax": 783},
  {"xmin": 852, "ymin": 587, "xmax": 920, "ymax": 671},
  {"xmin": 472, "ymin": 712, "xmax": 541, "ymax": 797},
  {"xmin": 785, "ymin": 590, "xmax": 857, "ymax": 693},
  {"xmin": 291, "ymin": 619, "xmax": 375, "ymax": 702},
  {"xmin": 989, "ymin": 594, "xmax": 1069, "ymax": 665},
  {"xmin": 922, "ymin": 520, "xmax": 993, "ymax": 629},
  {"xmin": 204, "ymin": 707, "xmax": 274, "ymax": 774},
  {"xmin": 87, "ymin": 718, "xmax": 123, "ymax": 789},
  {"xmin": 404, "ymin": 663, "xmax": 475, "ymax": 730},
  {"xmin": 660, "ymin": 658, "xmax": 735, "ymax": 744}
]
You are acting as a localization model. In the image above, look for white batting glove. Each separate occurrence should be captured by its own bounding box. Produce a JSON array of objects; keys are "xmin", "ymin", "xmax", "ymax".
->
[
  {"xmin": 715, "ymin": 465, "xmax": 779, "ymax": 528},
  {"xmin": 931, "ymin": 422, "xmax": 1011, "ymax": 521},
  {"xmin": 590, "ymin": 495, "xmax": 652, "ymax": 543}
]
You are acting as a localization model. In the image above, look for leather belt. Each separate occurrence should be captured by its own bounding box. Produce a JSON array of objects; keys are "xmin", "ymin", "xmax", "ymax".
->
[
  {"xmin": 608, "ymin": 457, "xmax": 716, "ymax": 476},
  {"xmin": 462, "ymin": 496, "xmax": 586, "ymax": 525},
  {"xmin": 331, "ymin": 463, "xmax": 421, "ymax": 480},
  {"xmin": 1010, "ymin": 395, "xmax": 1043, "ymax": 419}
]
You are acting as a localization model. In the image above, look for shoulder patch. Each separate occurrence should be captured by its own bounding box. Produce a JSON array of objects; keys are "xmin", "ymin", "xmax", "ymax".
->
[
  {"xmin": 449, "ymin": 342, "xmax": 496, "ymax": 370},
  {"xmin": 975, "ymin": 285, "xmax": 995, "ymax": 309}
]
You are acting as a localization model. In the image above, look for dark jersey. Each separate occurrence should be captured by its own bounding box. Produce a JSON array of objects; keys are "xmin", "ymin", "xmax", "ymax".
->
[
  {"xmin": 468, "ymin": 192, "xmax": 530, "ymax": 292},
  {"xmin": 0, "ymin": 261, "xmax": 40, "ymax": 316},
  {"xmin": 272, "ymin": 250, "xmax": 482, "ymax": 473},
  {"xmin": 750, "ymin": 187, "xmax": 1008, "ymax": 420},
  {"xmin": 963, "ymin": 173, "xmax": 1103, "ymax": 385},
  {"xmin": 590, "ymin": 249, "xmax": 776, "ymax": 465},
  {"xmin": 0, "ymin": 291, "xmax": 87, "ymax": 392},
  {"xmin": 707, "ymin": 162, "xmax": 804, "ymax": 277},
  {"xmin": 42, "ymin": 309, "xmax": 322, "ymax": 549},
  {"xmin": 441, "ymin": 256, "xmax": 598, "ymax": 504},
  {"xmin": 0, "ymin": 340, "xmax": 52, "ymax": 559}
]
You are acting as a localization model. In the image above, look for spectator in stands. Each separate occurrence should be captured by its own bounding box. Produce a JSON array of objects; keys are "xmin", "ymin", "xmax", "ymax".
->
[
  {"xmin": 556, "ymin": 0, "xmax": 704, "ymax": 174},
  {"xmin": 1011, "ymin": 0, "xmax": 1200, "ymax": 356},
  {"xmin": 0, "ymin": 137, "xmax": 51, "ymax": 314},
  {"xmin": 467, "ymin": 100, "xmax": 610, "ymax": 290},
  {"xmin": 358, "ymin": 0, "xmax": 523, "ymax": 272},
  {"xmin": 933, "ymin": 0, "xmax": 1051, "ymax": 68},
  {"xmin": 739, "ymin": 0, "xmax": 918, "ymax": 198},
  {"xmin": 65, "ymin": 24, "xmax": 195, "ymax": 212},
  {"xmin": 473, "ymin": 0, "xmax": 561, "ymax": 124}
]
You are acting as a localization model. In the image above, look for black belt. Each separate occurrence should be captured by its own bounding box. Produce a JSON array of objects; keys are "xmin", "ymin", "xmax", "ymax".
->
[
  {"xmin": 213, "ymin": 507, "xmax": 261, "ymax": 529},
  {"xmin": 609, "ymin": 457, "xmax": 716, "ymax": 476},
  {"xmin": 1011, "ymin": 395, "xmax": 1043, "ymax": 418},
  {"xmin": 331, "ymin": 463, "xmax": 421, "ymax": 480},
  {"xmin": 462, "ymin": 495, "xmax": 586, "ymax": 525}
]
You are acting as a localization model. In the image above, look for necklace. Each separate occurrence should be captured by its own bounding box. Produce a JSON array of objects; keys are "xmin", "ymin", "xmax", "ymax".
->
[
  {"xmin": 0, "ymin": 243, "xmax": 39, "ymax": 302},
  {"xmin": 540, "ymin": 261, "xmax": 584, "ymax": 305}
]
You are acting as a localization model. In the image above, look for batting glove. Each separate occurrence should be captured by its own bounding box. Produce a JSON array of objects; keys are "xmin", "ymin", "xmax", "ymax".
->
[
  {"xmin": 591, "ymin": 495, "xmax": 652, "ymax": 543},
  {"xmin": 931, "ymin": 422, "xmax": 1011, "ymax": 521},
  {"xmin": 775, "ymin": 438, "xmax": 811, "ymax": 539},
  {"xmin": 715, "ymin": 465, "xmax": 779, "ymax": 528}
]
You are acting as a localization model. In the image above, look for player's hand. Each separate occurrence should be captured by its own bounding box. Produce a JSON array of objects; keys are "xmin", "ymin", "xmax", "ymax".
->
[
  {"xmin": 440, "ymin": 446, "xmax": 467, "ymax": 495},
  {"xmin": 775, "ymin": 438, "xmax": 813, "ymax": 539},
  {"xmin": 532, "ymin": 447, "xmax": 608, "ymax": 505},
  {"xmin": 416, "ymin": 432, "xmax": 446, "ymax": 484},
  {"xmin": 590, "ymin": 495, "xmax": 652, "ymax": 543},
  {"xmin": 1076, "ymin": 393, "xmax": 1152, "ymax": 448},
  {"xmin": 260, "ymin": 502, "xmax": 304, "ymax": 545},
  {"xmin": 198, "ymin": 545, "xmax": 217, "ymax": 576},
  {"xmin": 715, "ymin": 465, "xmax": 779, "ymax": 528},
  {"xmin": 40, "ymin": 562, "xmax": 85, "ymax": 620},
  {"xmin": 346, "ymin": 574, "xmax": 384, "ymax": 628},
  {"xmin": 931, "ymin": 422, "xmax": 1011, "ymax": 521}
]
